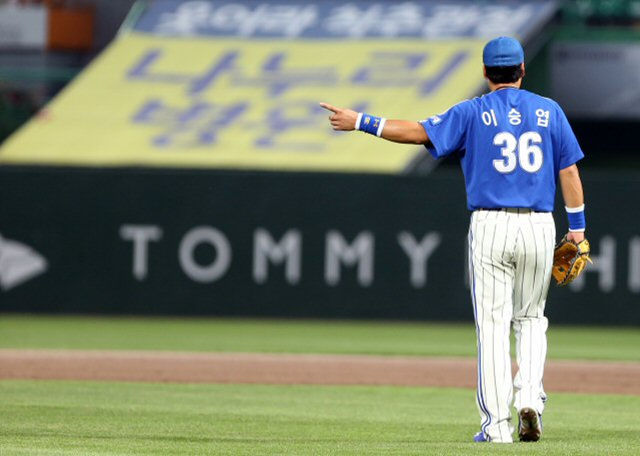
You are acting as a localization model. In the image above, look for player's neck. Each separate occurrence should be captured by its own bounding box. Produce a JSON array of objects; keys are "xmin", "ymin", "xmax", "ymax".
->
[{"xmin": 489, "ymin": 81, "xmax": 522, "ymax": 92}]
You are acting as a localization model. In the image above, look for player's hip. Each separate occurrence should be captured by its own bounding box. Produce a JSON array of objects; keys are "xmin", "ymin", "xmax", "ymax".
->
[
  {"xmin": 468, "ymin": 209, "xmax": 555, "ymax": 263},
  {"xmin": 471, "ymin": 208, "xmax": 553, "ymax": 224}
]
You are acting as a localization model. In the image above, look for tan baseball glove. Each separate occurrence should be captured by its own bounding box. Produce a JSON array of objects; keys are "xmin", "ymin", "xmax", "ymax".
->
[{"xmin": 552, "ymin": 235, "xmax": 593, "ymax": 286}]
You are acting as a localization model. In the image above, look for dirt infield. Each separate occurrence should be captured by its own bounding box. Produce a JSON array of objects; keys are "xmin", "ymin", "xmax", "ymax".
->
[{"xmin": 0, "ymin": 350, "xmax": 638, "ymax": 395}]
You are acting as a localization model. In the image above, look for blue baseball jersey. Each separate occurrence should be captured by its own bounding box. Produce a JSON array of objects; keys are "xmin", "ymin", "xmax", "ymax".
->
[{"xmin": 420, "ymin": 88, "xmax": 584, "ymax": 212}]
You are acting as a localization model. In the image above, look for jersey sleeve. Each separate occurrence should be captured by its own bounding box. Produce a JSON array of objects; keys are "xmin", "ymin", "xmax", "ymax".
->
[
  {"xmin": 419, "ymin": 101, "xmax": 471, "ymax": 159},
  {"xmin": 556, "ymin": 106, "xmax": 584, "ymax": 169}
]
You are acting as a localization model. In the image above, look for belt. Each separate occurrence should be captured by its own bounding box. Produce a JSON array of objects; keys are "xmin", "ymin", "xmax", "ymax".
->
[{"xmin": 478, "ymin": 208, "xmax": 543, "ymax": 213}]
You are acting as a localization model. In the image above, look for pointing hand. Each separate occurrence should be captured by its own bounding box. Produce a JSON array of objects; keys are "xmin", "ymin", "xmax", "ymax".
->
[{"xmin": 319, "ymin": 102, "xmax": 358, "ymax": 131}]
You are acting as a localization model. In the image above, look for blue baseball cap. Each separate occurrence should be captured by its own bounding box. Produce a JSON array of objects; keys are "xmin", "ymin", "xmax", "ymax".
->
[{"xmin": 483, "ymin": 37, "xmax": 524, "ymax": 67}]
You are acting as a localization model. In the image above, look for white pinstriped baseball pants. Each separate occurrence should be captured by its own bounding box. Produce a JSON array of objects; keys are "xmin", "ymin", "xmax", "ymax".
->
[{"xmin": 468, "ymin": 208, "xmax": 555, "ymax": 443}]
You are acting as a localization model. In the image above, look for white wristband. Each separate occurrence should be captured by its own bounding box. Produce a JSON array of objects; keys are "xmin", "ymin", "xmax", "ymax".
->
[
  {"xmin": 355, "ymin": 112, "xmax": 363, "ymax": 131},
  {"xmin": 565, "ymin": 204, "xmax": 585, "ymax": 213},
  {"xmin": 376, "ymin": 118, "xmax": 387, "ymax": 137}
]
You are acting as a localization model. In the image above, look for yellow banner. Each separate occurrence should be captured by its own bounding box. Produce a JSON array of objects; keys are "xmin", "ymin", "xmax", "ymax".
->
[{"xmin": 0, "ymin": 34, "xmax": 484, "ymax": 173}]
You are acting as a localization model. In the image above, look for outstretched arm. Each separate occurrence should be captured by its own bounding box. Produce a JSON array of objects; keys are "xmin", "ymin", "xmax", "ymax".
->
[
  {"xmin": 559, "ymin": 164, "xmax": 585, "ymax": 243},
  {"xmin": 319, "ymin": 102, "xmax": 430, "ymax": 145}
]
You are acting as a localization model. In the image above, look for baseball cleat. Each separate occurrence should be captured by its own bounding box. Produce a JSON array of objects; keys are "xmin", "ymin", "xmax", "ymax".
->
[
  {"xmin": 518, "ymin": 407, "xmax": 542, "ymax": 442},
  {"xmin": 473, "ymin": 431, "xmax": 489, "ymax": 442}
]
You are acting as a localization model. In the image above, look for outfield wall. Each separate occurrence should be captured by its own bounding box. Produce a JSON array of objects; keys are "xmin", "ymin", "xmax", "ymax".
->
[{"xmin": 0, "ymin": 167, "xmax": 637, "ymax": 325}]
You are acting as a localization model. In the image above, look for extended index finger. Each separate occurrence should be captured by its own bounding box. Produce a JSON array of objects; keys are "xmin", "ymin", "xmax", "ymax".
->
[{"xmin": 319, "ymin": 102, "xmax": 340, "ymax": 113}]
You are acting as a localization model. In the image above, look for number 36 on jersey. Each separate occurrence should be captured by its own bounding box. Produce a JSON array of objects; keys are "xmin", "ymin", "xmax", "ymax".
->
[{"xmin": 492, "ymin": 131, "xmax": 543, "ymax": 174}]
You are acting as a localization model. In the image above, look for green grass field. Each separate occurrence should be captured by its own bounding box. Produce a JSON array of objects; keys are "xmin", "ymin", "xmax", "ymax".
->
[
  {"xmin": 1, "ymin": 381, "xmax": 639, "ymax": 455},
  {"xmin": 1, "ymin": 315, "xmax": 639, "ymax": 455},
  {"xmin": 1, "ymin": 315, "xmax": 639, "ymax": 361}
]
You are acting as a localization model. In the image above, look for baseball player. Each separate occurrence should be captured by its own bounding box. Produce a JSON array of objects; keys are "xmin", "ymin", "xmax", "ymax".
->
[{"xmin": 320, "ymin": 36, "xmax": 587, "ymax": 443}]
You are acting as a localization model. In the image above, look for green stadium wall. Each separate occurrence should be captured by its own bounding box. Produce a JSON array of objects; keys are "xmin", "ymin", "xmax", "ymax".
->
[{"xmin": 0, "ymin": 166, "xmax": 638, "ymax": 325}]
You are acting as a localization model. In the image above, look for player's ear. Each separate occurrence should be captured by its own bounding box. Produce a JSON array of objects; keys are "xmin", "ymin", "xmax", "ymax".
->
[
  {"xmin": 520, "ymin": 63, "xmax": 526, "ymax": 79},
  {"xmin": 483, "ymin": 65, "xmax": 487, "ymax": 79}
]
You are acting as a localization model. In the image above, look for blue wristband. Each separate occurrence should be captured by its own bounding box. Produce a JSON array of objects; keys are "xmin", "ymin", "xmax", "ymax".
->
[
  {"xmin": 566, "ymin": 205, "xmax": 586, "ymax": 232},
  {"xmin": 356, "ymin": 112, "xmax": 386, "ymax": 137}
]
